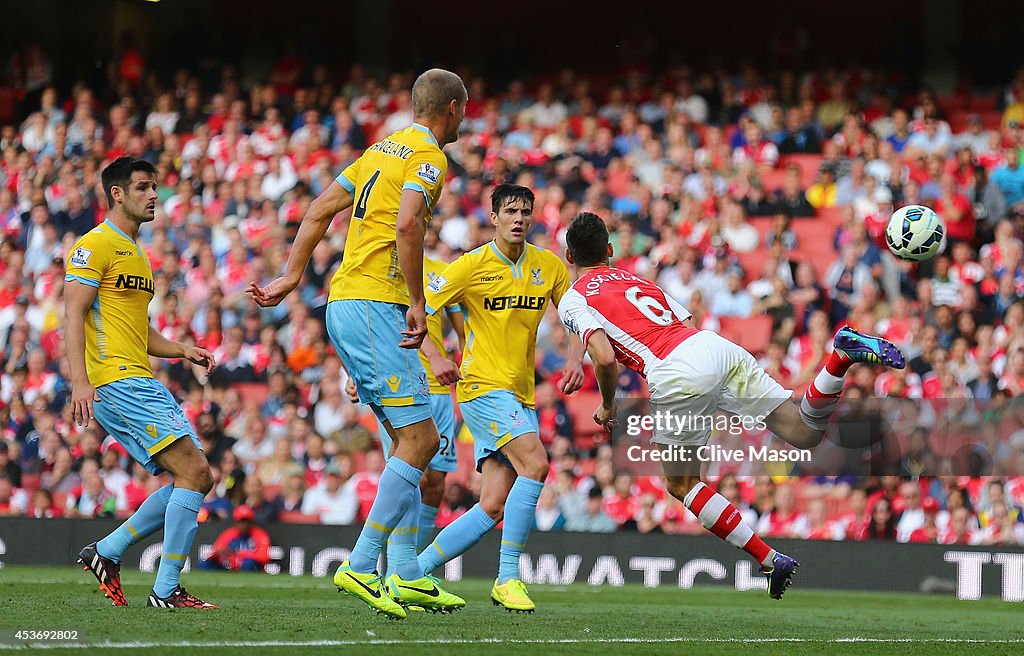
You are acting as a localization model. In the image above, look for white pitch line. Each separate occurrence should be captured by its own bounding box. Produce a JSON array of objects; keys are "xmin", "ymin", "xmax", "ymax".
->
[{"xmin": 0, "ymin": 637, "xmax": 1023, "ymax": 650}]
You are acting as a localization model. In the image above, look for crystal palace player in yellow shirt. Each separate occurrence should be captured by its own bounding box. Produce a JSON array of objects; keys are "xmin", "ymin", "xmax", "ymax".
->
[
  {"xmin": 251, "ymin": 69, "xmax": 467, "ymax": 618},
  {"xmin": 415, "ymin": 184, "xmax": 584, "ymax": 613},
  {"xmin": 65, "ymin": 157, "xmax": 218, "ymax": 609}
]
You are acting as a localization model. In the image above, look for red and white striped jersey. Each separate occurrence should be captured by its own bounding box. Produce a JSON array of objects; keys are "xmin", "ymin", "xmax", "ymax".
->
[{"xmin": 558, "ymin": 266, "xmax": 697, "ymax": 377}]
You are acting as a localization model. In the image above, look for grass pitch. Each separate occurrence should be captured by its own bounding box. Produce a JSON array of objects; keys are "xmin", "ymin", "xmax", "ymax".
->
[{"xmin": 0, "ymin": 565, "xmax": 1021, "ymax": 655}]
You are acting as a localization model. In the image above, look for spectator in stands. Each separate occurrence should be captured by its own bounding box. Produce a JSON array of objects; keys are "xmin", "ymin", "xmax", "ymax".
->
[
  {"xmin": 240, "ymin": 474, "xmax": 278, "ymax": 525},
  {"xmin": 992, "ymin": 148, "xmax": 1024, "ymax": 208},
  {"xmin": 907, "ymin": 497, "xmax": 942, "ymax": 543},
  {"xmin": 772, "ymin": 164, "xmax": 814, "ymax": 217},
  {"xmin": 978, "ymin": 479, "xmax": 1021, "ymax": 527},
  {"xmin": 200, "ymin": 505, "xmax": 272, "ymax": 572},
  {"xmin": 825, "ymin": 245, "xmax": 873, "ymax": 324},
  {"xmin": 534, "ymin": 486, "xmax": 566, "ymax": 532},
  {"xmin": 26, "ymin": 487, "xmax": 60, "ymax": 518},
  {"xmin": 41, "ymin": 448, "xmax": 79, "ymax": 494},
  {"xmin": 0, "ymin": 476, "xmax": 27, "ymax": 515},
  {"xmin": 806, "ymin": 164, "xmax": 838, "ymax": 209},
  {"xmin": 779, "ymin": 106, "xmax": 822, "ymax": 154},
  {"xmin": 98, "ymin": 446, "xmax": 129, "ymax": 501},
  {"xmin": 861, "ymin": 496, "xmax": 898, "ymax": 541},
  {"xmin": 941, "ymin": 506, "xmax": 978, "ymax": 544},
  {"xmin": 756, "ymin": 484, "xmax": 807, "ymax": 538},
  {"xmin": 711, "ymin": 272, "xmax": 754, "ymax": 318},
  {"xmin": 977, "ymin": 502, "xmax": 1024, "ymax": 545},
  {"xmin": 272, "ymin": 466, "xmax": 307, "ymax": 516},
  {"xmin": 895, "ymin": 482, "xmax": 928, "ymax": 541},
  {"xmin": 300, "ymin": 460, "xmax": 357, "ymax": 525},
  {"xmin": 64, "ymin": 462, "xmax": 115, "ymax": 518},
  {"xmin": 0, "ymin": 441, "xmax": 21, "ymax": 487},
  {"xmin": 233, "ymin": 418, "xmax": 276, "ymax": 471},
  {"xmin": 325, "ymin": 402, "xmax": 373, "ymax": 454},
  {"xmin": 566, "ymin": 486, "xmax": 617, "ymax": 533},
  {"xmin": 907, "ymin": 117, "xmax": 952, "ymax": 157},
  {"xmin": 803, "ymin": 498, "xmax": 842, "ymax": 540}
]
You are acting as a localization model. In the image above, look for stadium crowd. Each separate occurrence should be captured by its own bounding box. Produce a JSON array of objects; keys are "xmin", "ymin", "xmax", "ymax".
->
[{"xmin": 1, "ymin": 46, "xmax": 1024, "ymax": 547}]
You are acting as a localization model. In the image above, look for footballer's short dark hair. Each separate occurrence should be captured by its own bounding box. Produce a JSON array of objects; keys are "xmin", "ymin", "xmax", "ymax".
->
[
  {"xmin": 490, "ymin": 183, "xmax": 534, "ymax": 214},
  {"xmin": 101, "ymin": 156, "xmax": 157, "ymax": 206},
  {"xmin": 565, "ymin": 212, "xmax": 610, "ymax": 267}
]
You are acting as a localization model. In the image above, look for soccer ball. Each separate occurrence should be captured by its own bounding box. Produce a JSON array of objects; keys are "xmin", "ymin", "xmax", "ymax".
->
[{"xmin": 884, "ymin": 205, "xmax": 945, "ymax": 262}]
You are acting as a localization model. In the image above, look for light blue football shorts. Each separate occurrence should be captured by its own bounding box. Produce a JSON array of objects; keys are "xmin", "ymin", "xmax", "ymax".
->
[
  {"xmin": 326, "ymin": 299, "xmax": 431, "ymax": 430},
  {"xmin": 93, "ymin": 376, "xmax": 202, "ymax": 475}
]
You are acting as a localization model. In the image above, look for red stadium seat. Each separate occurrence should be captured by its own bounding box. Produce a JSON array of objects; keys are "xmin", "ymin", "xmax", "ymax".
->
[
  {"xmin": 20, "ymin": 473, "xmax": 40, "ymax": 494},
  {"xmin": 758, "ymin": 168, "xmax": 788, "ymax": 194},
  {"xmin": 792, "ymin": 220, "xmax": 837, "ymax": 254},
  {"xmin": 0, "ymin": 89, "xmax": 14, "ymax": 124},
  {"xmin": 937, "ymin": 94, "xmax": 969, "ymax": 113},
  {"xmin": 816, "ymin": 207, "xmax": 846, "ymax": 229},
  {"xmin": 736, "ymin": 249, "xmax": 770, "ymax": 283},
  {"xmin": 783, "ymin": 154, "xmax": 823, "ymax": 188},
  {"xmin": 565, "ymin": 390, "xmax": 608, "ymax": 453},
  {"xmin": 234, "ymin": 382, "xmax": 269, "ymax": 404},
  {"xmin": 718, "ymin": 315, "xmax": 773, "ymax": 356},
  {"xmin": 279, "ymin": 511, "xmax": 320, "ymax": 524},
  {"xmin": 970, "ymin": 95, "xmax": 998, "ymax": 112}
]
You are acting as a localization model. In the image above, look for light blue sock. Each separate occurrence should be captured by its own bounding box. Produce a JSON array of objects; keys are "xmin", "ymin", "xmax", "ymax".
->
[
  {"xmin": 417, "ymin": 503, "xmax": 439, "ymax": 552},
  {"xmin": 417, "ymin": 503, "xmax": 496, "ymax": 576},
  {"xmin": 498, "ymin": 477, "xmax": 544, "ymax": 584},
  {"xmin": 385, "ymin": 487, "xmax": 423, "ymax": 580},
  {"xmin": 153, "ymin": 487, "xmax": 204, "ymax": 598},
  {"xmin": 349, "ymin": 457, "xmax": 422, "ymax": 574},
  {"xmin": 97, "ymin": 483, "xmax": 173, "ymax": 564}
]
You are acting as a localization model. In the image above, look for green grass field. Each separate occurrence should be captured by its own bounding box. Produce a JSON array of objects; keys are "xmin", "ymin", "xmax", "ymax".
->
[{"xmin": 0, "ymin": 566, "xmax": 1021, "ymax": 655}]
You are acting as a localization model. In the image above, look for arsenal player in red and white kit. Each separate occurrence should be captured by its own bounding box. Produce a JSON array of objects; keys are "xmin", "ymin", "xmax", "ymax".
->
[{"xmin": 558, "ymin": 212, "xmax": 909, "ymax": 601}]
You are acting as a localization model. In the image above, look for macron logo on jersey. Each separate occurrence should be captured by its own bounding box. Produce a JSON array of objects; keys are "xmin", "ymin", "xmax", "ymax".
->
[
  {"xmin": 417, "ymin": 162, "xmax": 441, "ymax": 186},
  {"xmin": 69, "ymin": 247, "xmax": 92, "ymax": 268}
]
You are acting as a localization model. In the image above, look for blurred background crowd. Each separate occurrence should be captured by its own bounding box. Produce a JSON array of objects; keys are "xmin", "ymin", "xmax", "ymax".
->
[{"xmin": 1, "ymin": 33, "xmax": 1024, "ymax": 548}]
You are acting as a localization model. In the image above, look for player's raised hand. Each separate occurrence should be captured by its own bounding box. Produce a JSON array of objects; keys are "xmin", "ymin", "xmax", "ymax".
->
[
  {"xmin": 559, "ymin": 360, "xmax": 585, "ymax": 395},
  {"xmin": 429, "ymin": 355, "xmax": 462, "ymax": 387},
  {"xmin": 248, "ymin": 276, "xmax": 298, "ymax": 308},
  {"xmin": 71, "ymin": 380, "xmax": 100, "ymax": 427},
  {"xmin": 593, "ymin": 402, "xmax": 617, "ymax": 432},
  {"xmin": 400, "ymin": 304, "xmax": 428, "ymax": 349},
  {"xmin": 184, "ymin": 345, "xmax": 217, "ymax": 375}
]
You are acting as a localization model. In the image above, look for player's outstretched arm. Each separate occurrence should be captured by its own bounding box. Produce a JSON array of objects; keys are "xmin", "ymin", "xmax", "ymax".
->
[
  {"xmin": 147, "ymin": 325, "xmax": 216, "ymax": 375},
  {"xmin": 396, "ymin": 188, "xmax": 429, "ymax": 349},
  {"xmin": 250, "ymin": 180, "xmax": 354, "ymax": 307},
  {"xmin": 586, "ymin": 329, "xmax": 619, "ymax": 430},
  {"xmin": 64, "ymin": 280, "xmax": 101, "ymax": 427}
]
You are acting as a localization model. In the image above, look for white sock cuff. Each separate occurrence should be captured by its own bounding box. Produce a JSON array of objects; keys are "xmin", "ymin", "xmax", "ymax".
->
[
  {"xmin": 683, "ymin": 481, "xmax": 707, "ymax": 507},
  {"xmin": 813, "ymin": 368, "xmax": 845, "ymax": 396}
]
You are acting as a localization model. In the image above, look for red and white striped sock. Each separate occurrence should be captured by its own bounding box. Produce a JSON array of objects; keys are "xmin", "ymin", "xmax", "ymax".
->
[
  {"xmin": 684, "ymin": 481, "xmax": 776, "ymax": 569},
  {"xmin": 799, "ymin": 350, "xmax": 849, "ymax": 431}
]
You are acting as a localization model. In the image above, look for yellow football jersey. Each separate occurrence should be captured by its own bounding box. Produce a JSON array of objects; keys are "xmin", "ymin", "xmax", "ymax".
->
[
  {"xmin": 64, "ymin": 220, "xmax": 155, "ymax": 387},
  {"xmin": 422, "ymin": 256, "xmax": 460, "ymax": 394},
  {"xmin": 425, "ymin": 241, "xmax": 570, "ymax": 407},
  {"xmin": 329, "ymin": 123, "xmax": 449, "ymax": 306}
]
